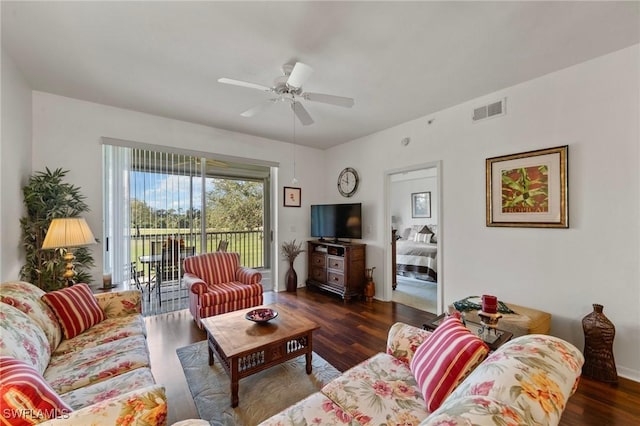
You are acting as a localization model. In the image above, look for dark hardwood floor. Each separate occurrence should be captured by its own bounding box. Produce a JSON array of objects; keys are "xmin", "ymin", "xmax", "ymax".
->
[{"xmin": 145, "ymin": 288, "xmax": 640, "ymax": 425}]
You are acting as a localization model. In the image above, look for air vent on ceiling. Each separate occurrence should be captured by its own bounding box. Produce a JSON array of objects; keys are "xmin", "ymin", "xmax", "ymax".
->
[{"xmin": 473, "ymin": 98, "xmax": 506, "ymax": 122}]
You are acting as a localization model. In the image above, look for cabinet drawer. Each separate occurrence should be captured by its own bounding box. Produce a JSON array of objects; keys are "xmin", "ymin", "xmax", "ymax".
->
[
  {"xmin": 310, "ymin": 253, "xmax": 326, "ymax": 267},
  {"xmin": 310, "ymin": 267, "xmax": 326, "ymax": 283},
  {"xmin": 327, "ymin": 271, "xmax": 345, "ymax": 286},
  {"xmin": 327, "ymin": 256, "xmax": 344, "ymax": 271}
]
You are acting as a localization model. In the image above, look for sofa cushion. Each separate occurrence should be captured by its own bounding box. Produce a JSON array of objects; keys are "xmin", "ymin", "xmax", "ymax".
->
[
  {"xmin": 410, "ymin": 315, "xmax": 489, "ymax": 412},
  {"xmin": 386, "ymin": 321, "xmax": 433, "ymax": 366},
  {"xmin": 0, "ymin": 303, "xmax": 51, "ymax": 373},
  {"xmin": 53, "ymin": 314, "xmax": 146, "ymax": 356},
  {"xmin": 42, "ymin": 284, "xmax": 106, "ymax": 339},
  {"xmin": 445, "ymin": 334, "xmax": 584, "ymax": 426},
  {"xmin": 59, "ymin": 367, "xmax": 156, "ymax": 409},
  {"xmin": 0, "ymin": 281, "xmax": 63, "ymax": 351},
  {"xmin": 45, "ymin": 335, "xmax": 151, "ymax": 394},
  {"xmin": 0, "ymin": 356, "xmax": 73, "ymax": 425},
  {"xmin": 95, "ymin": 289, "xmax": 142, "ymax": 318},
  {"xmin": 258, "ymin": 391, "xmax": 365, "ymax": 426},
  {"xmin": 322, "ymin": 352, "xmax": 429, "ymax": 426},
  {"xmin": 420, "ymin": 395, "xmax": 528, "ymax": 425}
]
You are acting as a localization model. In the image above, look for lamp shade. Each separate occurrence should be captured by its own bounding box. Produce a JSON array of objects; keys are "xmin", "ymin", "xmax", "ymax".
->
[{"xmin": 42, "ymin": 218, "xmax": 96, "ymax": 249}]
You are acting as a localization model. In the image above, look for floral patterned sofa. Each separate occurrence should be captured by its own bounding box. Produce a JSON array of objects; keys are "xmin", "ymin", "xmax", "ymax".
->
[
  {"xmin": 0, "ymin": 281, "xmax": 167, "ymax": 425},
  {"xmin": 260, "ymin": 319, "xmax": 584, "ymax": 426}
]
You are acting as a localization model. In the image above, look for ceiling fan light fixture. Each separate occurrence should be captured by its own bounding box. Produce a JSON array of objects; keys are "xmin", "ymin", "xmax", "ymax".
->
[
  {"xmin": 286, "ymin": 62, "xmax": 313, "ymax": 88},
  {"xmin": 218, "ymin": 60, "xmax": 354, "ymax": 126}
]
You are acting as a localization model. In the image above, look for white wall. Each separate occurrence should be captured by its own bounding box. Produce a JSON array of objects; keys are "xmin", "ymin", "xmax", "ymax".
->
[
  {"xmin": 30, "ymin": 92, "xmax": 325, "ymax": 292},
  {"xmin": 325, "ymin": 45, "xmax": 640, "ymax": 380},
  {"xmin": 0, "ymin": 48, "xmax": 32, "ymax": 281}
]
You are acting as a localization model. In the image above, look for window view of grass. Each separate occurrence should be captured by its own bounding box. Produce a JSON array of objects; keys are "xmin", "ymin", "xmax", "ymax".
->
[
  {"xmin": 130, "ymin": 229, "xmax": 264, "ymax": 269},
  {"xmin": 130, "ymin": 161, "xmax": 266, "ymax": 278}
]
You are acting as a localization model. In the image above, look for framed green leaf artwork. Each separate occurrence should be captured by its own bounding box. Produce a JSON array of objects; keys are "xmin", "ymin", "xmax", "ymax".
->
[{"xmin": 486, "ymin": 145, "xmax": 568, "ymax": 228}]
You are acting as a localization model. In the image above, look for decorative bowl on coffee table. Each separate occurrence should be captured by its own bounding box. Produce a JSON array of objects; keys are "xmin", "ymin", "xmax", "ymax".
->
[{"xmin": 245, "ymin": 308, "xmax": 278, "ymax": 323}]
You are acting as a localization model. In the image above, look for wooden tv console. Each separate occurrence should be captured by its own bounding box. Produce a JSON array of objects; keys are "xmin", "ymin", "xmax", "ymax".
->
[{"xmin": 306, "ymin": 240, "xmax": 366, "ymax": 302}]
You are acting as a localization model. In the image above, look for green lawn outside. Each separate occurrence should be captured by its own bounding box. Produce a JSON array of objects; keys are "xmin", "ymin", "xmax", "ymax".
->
[{"xmin": 130, "ymin": 229, "xmax": 264, "ymax": 270}]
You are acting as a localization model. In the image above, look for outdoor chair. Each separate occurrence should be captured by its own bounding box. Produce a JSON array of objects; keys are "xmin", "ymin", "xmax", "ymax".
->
[
  {"xmin": 151, "ymin": 240, "xmax": 195, "ymax": 282},
  {"xmin": 130, "ymin": 262, "xmax": 152, "ymax": 291},
  {"xmin": 182, "ymin": 252, "xmax": 263, "ymax": 328}
]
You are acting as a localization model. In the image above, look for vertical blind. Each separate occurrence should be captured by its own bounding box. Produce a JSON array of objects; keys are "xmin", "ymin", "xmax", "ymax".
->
[
  {"xmin": 104, "ymin": 145, "xmax": 203, "ymax": 285},
  {"xmin": 102, "ymin": 142, "xmax": 271, "ymax": 290}
]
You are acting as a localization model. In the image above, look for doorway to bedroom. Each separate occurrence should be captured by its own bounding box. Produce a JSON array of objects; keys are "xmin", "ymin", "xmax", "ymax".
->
[{"xmin": 387, "ymin": 164, "xmax": 442, "ymax": 314}]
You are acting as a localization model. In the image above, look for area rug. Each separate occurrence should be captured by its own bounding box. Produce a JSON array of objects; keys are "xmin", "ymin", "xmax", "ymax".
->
[
  {"xmin": 393, "ymin": 277, "xmax": 437, "ymax": 313},
  {"xmin": 176, "ymin": 340, "xmax": 341, "ymax": 425}
]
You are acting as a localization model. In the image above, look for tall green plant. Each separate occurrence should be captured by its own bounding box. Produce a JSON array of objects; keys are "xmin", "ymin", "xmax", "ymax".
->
[{"xmin": 20, "ymin": 168, "xmax": 95, "ymax": 291}]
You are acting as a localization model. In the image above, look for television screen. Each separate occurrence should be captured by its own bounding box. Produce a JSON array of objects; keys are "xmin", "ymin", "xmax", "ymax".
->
[{"xmin": 311, "ymin": 203, "xmax": 362, "ymax": 240}]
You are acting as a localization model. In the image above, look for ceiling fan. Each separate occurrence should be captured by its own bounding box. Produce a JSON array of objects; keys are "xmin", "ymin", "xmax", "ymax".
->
[{"xmin": 218, "ymin": 62, "xmax": 355, "ymax": 126}]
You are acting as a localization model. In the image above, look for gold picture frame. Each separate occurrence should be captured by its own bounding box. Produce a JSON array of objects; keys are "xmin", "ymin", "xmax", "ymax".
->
[{"xmin": 486, "ymin": 145, "xmax": 568, "ymax": 228}]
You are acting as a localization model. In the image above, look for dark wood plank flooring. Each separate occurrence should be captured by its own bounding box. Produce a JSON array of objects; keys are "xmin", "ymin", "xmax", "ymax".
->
[{"xmin": 145, "ymin": 288, "xmax": 640, "ymax": 425}]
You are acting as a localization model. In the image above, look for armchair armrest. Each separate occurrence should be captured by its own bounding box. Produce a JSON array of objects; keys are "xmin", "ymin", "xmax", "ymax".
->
[
  {"xmin": 183, "ymin": 273, "xmax": 208, "ymax": 295},
  {"xmin": 236, "ymin": 267, "xmax": 262, "ymax": 285},
  {"xmin": 386, "ymin": 322, "xmax": 432, "ymax": 366},
  {"xmin": 40, "ymin": 384, "xmax": 167, "ymax": 425},
  {"xmin": 95, "ymin": 290, "xmax": 142, "ymax": 318}
]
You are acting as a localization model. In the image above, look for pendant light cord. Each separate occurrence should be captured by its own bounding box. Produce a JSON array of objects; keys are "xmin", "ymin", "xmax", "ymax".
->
[{"xmin": 292, "ymin": 98, "xmax": 298, "ymax": 184}]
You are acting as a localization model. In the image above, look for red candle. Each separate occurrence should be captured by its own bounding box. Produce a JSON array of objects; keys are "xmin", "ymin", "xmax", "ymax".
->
[{"xmin": 482, "ymin": 295, "xmax": 498, "ymax": 314}]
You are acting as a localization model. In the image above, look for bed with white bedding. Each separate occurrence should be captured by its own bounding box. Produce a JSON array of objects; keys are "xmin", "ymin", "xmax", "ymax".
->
[{"xmin": 393, "ymin": 225, "xmax": 438, "ymax": 288}]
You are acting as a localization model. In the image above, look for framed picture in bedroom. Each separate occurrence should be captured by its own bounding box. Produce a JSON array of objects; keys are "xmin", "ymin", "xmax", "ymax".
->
[
  {"xmin": 283, "ymin": 186, "xmax": 301, "ymax": 207},
  {"xmin": 411, "ymin": 192, "xmax": 431, "ymax": 218},
  {"xmin": 486, "ymin": 145, "xmax": 568, "ymax": 228}
]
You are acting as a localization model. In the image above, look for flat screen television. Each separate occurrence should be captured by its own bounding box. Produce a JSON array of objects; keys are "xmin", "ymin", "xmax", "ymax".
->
[{"xmin": 310, "ymin": 203, "xmax": 362, "ymax": 241}]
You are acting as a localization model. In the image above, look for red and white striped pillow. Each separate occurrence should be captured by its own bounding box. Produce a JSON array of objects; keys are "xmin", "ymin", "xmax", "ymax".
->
[
  {"xmin": 0, "ymin": 356, "xmax": 72, "ymax": 425},
  {"xmin": 41, "ymin": 283, "xmax": 105, "ymax": 339},
  {"xmin": 410, "ymin": 314, "xmax": 489, "ymax": 412}
]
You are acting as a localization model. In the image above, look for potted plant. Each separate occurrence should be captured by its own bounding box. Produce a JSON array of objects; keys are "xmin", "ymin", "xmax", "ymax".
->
[
  {"xmin": 20, "ymin": 168, "xmax": 96, "ymax": 291},
  {"xmin": 281, "ymin": 239, "xmax": 304, "ymax": 292}
]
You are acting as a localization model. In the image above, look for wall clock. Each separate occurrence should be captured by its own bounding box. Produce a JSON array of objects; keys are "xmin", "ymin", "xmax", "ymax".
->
[{"xmin": 337, "ymin": 167, "xmax": 359, "ymax": 197}]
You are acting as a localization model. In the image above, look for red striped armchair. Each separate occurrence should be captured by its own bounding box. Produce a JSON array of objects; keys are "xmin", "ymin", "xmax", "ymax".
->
[{"xmin": 183, "ymin": 252, "xmax": 263, "ymax": 328}]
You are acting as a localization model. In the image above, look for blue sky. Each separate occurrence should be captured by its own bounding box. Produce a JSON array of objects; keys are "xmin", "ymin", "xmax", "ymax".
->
[{"xmin": 130, "ymin": 171, "xmax": 213, "ymax": 212}]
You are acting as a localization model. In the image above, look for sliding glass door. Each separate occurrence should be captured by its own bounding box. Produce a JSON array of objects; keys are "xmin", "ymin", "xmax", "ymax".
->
[{"xmin": 103, "ymin": 143, "xmax": 270, "ymax": 313}]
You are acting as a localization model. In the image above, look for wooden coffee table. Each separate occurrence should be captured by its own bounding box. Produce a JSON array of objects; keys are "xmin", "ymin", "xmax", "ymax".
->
[{"xmin": 201, "ymin": 303, "xmax": 319, "ymax": 407}]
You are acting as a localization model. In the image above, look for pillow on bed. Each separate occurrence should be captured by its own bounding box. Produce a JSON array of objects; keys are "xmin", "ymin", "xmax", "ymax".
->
[
  {"xmin": 428, "ymin": 225, "xmax": 438, "ymax": 243},
  {"xmin": 414, "ymin": 232, "xmax": 433, "ymax": 243},
  {"xmin": 401, "ymin": 227, "xmax": 412, "ymax": 240},
  {"xmin": 407, "ymin": 225, "xmax": 429, "ymax": 241}
]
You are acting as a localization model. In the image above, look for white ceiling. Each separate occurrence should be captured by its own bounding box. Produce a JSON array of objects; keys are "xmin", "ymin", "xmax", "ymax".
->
[{"xmin": 2, "ymin": 1, "xmax": 639, "ymax": 150}]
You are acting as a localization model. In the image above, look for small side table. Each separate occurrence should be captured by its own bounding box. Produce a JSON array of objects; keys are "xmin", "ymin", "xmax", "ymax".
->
[
  {"xmin": 92, "ymin": 283, "xmax": 119, "ymax": 293},
  {"xmin": 423, "ymin": 313, "xmax": 513, "ymax": 351}
]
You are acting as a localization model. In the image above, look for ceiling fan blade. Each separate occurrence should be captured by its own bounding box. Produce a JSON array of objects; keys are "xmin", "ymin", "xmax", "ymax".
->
[
  {"xmin": 240, "ymin": 99, "xmax": 277, "ymax": 117},
  {"xmin": 303, "ymin": 92, "xmax": 355, "ymax": 108},
  {"xmin": 218, "ymin": 78, "xmax": 272, "ymax": 92},
  {"xmin": 291, "ymin": 101, "xmax": 314, "ymax": 126},
  {"xmin": 286, "ymin": 62, "xmax": 313, "ymax": 88}
]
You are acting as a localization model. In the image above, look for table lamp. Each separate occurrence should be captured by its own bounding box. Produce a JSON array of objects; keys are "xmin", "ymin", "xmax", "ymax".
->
[{"xmin": 42, "ymin": 217, "xmax": 96, "ymax": 286}]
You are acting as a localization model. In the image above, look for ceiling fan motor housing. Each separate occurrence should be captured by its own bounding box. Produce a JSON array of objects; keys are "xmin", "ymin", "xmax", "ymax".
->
[{"xmin": 274, "ymin": 74, "xmax": 303, "ymax": 95}]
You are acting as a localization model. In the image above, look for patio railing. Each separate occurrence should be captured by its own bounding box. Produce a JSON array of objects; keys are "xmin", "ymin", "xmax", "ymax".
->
[{"xmin": 131, "ymin": 230, "xmax": 265, "ymax": 269}]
